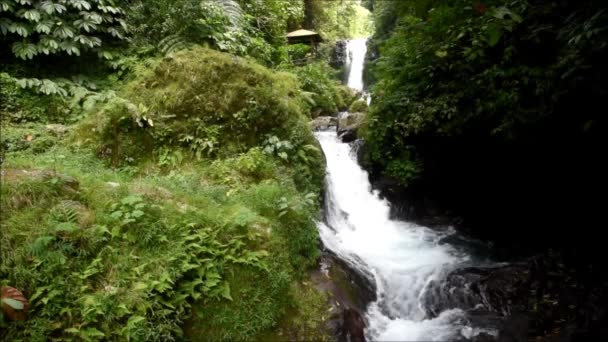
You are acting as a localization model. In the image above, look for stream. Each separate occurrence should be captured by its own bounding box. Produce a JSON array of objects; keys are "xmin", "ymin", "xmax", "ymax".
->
[{"xmin": 315, "ymin": 39, "xmax": 498, "ymax": 341}]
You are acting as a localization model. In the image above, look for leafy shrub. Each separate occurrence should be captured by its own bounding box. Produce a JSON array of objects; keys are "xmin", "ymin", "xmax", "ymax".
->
[
  {"xmin": 0, "ymin": 73, "xmax": 69, "ymax": 123},
  {"xmin": 365, "ymin": 0, "xmax": 608, "ymax": 185},
  {"xmin": 290, "ymin": 62, "xmax": 355, "ymax": 116},
  {"xmin": 0, "ymin": 0, "xmax": 127, "ymax": 60}
]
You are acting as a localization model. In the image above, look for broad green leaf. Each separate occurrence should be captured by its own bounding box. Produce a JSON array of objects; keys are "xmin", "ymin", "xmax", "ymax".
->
[
  {"xmin": 40, "ymin": 1, "xmax": 67, "ymax": 15},
  {"xmin": 69, "ymin": 0, "xmax": 91, "ymax": 11},
  {"xmin": 0, "ymin": 1, "xmax": 15, "ymax": 13},
  {"xmin": 2, "ymin": 298, "xmax": 25, "ymax": 310},
  {"xmin": 98, "ymin": 50, "xmax": 113, "ymax": 60},
  {"xmin": 74, "ymin": 18, "xmax": 97, "ymax": 32},
  {"xmin": 40, "ymin": 35, "xmax": 59, "ymax": 47},
  {"xmin": 0, "ymin": 18, "xmax": 11, "ymax": 35},
  {"xmin": 107, "ymin": 27, "xmax": 124, "ymax": 39},
  {"xmin": 12, "ymin": 41, "xmax": 37, "ymax": 59},
  {"xmin": 131, "ymin": 210, "xmax": 144, "ymax": 218},
  {"xmin": 81, "ymin": 11, "xmax": 103, "ymax": 24},
  {"xmin": 35, "ymin": 20, "xmax": 54, "ymax": 34},
  {"xmin": 54, "ymin": 25, "xmax": 75, "ymax": 38},
  {"xmin": 8, "ymin": 22, "xmax": 30, "ymax": 37},
  {"xmin": 19, "ymin": 9, "xmax": 41, "ymax": 22},
  {"xmin": 121, "ymin": 195, "xmax": 142, "ymax": 205},
  {"xmin": 435, "ymin": 50, "xmax": 448, "ymax": 58},
  {"xmin": 132, "ymin": 282, "xmax": 147, "ymax": 291},
  {"xmin": 486, "ymin": 24, "xmax": 502, "ymax": 47},
  {"xmin": 60, "ymin": 40, "xmax": 80, "ymax": 55}
]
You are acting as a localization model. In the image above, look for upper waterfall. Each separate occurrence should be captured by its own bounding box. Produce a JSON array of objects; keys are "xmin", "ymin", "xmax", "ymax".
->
[{"xmin": 345, "ymin": 39, "xmax": 367, "ymax": 92}]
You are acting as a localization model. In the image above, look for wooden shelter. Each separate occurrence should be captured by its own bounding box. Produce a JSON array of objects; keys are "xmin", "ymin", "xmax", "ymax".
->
[
  {"xmin": 286, "ymin": 29, "xmax": 322, "ymax": 64},
  {"xmin": 286, "ymin": 29, "xmax": 322, "ymax": 48}
]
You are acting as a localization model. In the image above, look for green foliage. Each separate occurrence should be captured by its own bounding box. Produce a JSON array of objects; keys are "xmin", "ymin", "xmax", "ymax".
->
[
  {"xmin": 349, "ymin": 99, "xmax": 368, "ymax": 113},
  {"xmin": 304, "ymin": 0, "xmax": 372, "ymax": 39},
  {"xmin": 85, "ymin": 47, "xmax": 318, "ymax": 166},
  {"xmin": 1, "ymin": 142, "xmax": 323, "ymax": 340},
  {"xmin": 0, "ymin": 72, "xmax": 118, "ymax": 124},
  {"xmin": 126, "ymin": 0, "xmax": 304, "ymax": 66},
  {"xmin": 289, "ymin": 62, "xmax": 355, "ymax": 116},
  {"xmin": 0, "ymin": 0, "xmax": 127, "ymax": 60},
  {"xmin": 365, "ymin": 0, "xmax": 608, "ymax": 184},
  {"xmin": 0, "ymin": 73, "xmax": 67, "ymax": 123}
]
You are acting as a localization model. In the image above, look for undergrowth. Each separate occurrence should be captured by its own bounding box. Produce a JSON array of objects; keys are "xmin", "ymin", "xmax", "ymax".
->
[{"xmin": 0, "ymin": 47, "xmax": 330, "ymax": 340}]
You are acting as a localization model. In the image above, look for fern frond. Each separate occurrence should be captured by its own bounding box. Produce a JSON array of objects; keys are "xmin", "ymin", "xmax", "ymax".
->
[
  {"xmin": 212, "ymin": 0, "xmax": 244, "ymax": 29},
  {"xmin": 157, "ymin": 34, "xmax": 192, "ymax": 56}
]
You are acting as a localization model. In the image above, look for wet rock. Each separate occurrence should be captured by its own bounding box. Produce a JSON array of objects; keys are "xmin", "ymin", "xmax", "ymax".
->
[
  {"xmin": 331, "ymin": 40, "xmax": 348, "ymax": 68},
  {"xmin": 338, "ymin": 128, "xmax": 358, "ymax": 143},
  {"xmin": 337, "ymin": 308, "xmax": 366, "ymax": 342},
  {"xmin": 337, "ymin": 112, "xmax": 365, "ymax": 143},
  {"xmin": 311, "ymin": 254, "xmax": 376, "ymax": 342},
  {"xmin": 310, "ymin": 116, "xmax": 338, "ymax": 131},
  {"xmin": 422, "ymin": 264, "xmax": 532, "ymax": 319},
  {"xmin": 337, "ymin": 112, "xmax": 365, "ymax": 130}
]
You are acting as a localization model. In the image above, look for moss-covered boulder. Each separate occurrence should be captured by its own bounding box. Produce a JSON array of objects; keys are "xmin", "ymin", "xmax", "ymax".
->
[{"xmin": 83, "ymin": 47, "xmax": 315, "ymax": 164}]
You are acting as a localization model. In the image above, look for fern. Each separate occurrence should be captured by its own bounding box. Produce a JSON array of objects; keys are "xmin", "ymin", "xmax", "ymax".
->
[
  {"xmin": 214, "ymin": 0, "xmax": 244, "ymax": 29},
  {"xmin": 49, "ymin": 201, "xmax": 79, "ymax": 223},
  {"xmin": 28, "ymin": 236, "xmax": 55, "ymax": 257},
  {"xmin": 157, "ymin": 34, "xmax": 192, "ymax": 55}
]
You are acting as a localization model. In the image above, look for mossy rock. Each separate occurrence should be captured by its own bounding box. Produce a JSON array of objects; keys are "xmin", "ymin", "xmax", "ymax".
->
[
  {"xmin": 85, "ymin": 47, "xmax": 313, "ymax": 165},
  {"xmin": 348, "ymin": 99, "xmax": 368, "ymax": 113}
]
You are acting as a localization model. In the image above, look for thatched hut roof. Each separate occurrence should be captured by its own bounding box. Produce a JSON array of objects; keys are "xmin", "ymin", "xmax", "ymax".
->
[{"xmin": 286, "ymin": 29, "xmax": 322, "ymax": 43}]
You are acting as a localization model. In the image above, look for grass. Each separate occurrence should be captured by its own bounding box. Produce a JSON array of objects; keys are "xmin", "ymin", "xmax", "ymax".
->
[
  {"xmin": 1, "ymin": 127, "xmax": 330, "ymax": 340},
  {"xmin": 1, "ymin": 47, "xmax": 333, "ymax": 340}
]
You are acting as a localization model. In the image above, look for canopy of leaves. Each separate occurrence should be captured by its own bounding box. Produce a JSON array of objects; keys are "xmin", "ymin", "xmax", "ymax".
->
[
  {"xmin": 364, "ymin": 0, "xmax": 608, "ymax": 185},
  {"xmin": 0, "ymin": 0, "xmax": 127, "ymax": 60}
]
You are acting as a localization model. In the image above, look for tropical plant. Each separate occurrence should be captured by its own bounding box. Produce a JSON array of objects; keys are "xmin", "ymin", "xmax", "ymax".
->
[{"xmin": 0, "ymin": 0, "xmax": 127, "ymax": 60}]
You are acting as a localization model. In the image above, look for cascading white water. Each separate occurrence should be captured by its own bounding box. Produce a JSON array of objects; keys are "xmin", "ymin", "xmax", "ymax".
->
[
  {"xmin": 315, "ymin": 39, "xmax": 496, "ymax": 341},
  {"xmin": 345, "ymin": 38, "xmax": 367, "ymax": 92}
]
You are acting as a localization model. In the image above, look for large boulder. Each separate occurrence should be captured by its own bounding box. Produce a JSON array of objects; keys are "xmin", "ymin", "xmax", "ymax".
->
[
  {"xmin": 311, "ymin": 254, "xmax": 376, "ymax": 342},
  {"xmin": 337, "ymin": 112, "xmax": 365, "ymax": 143},
  {"xmin": 310, "ymin": 116, "xmax": 338, "ymax": 131}
]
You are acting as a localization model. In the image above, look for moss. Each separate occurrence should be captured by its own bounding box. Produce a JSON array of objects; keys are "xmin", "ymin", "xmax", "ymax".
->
[
  {"xmin": 257, "ymin": 281, "xmax": 333, "ymax": 342},
  {"xmin": 349, "ymin": 99, "xmax": 368, "ymax": 113},
  {"xmin": 81, "ymin": 47, "xmax": 314, "ymax": 165}
]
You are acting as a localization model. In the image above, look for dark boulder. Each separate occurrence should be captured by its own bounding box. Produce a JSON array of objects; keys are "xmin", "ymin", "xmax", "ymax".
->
[{"xmin": 331, "ymin": 40, "xmax": 348, "ymax": 69}]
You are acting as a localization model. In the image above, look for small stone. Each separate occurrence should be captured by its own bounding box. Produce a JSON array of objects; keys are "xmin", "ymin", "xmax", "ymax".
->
[{"xmin": 107, "ymin": 182, "xmax": 120, "ymax": 188}]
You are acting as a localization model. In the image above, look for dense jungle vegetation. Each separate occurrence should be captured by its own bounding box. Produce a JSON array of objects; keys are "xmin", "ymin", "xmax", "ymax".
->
[
  {"xmin": 0, "ymin": 0, "xmax": 370, "ymax": 340},
  {"xmin": 362, "ymin": 2, "xmax": 608, "ymax": 338},
  {"xmin": 2, "ymin": 0, "xmax": 608, "ymax": 340},
  {"xmin": 363, "ymin": 0, "xmax": 607, "ymax": 249}
]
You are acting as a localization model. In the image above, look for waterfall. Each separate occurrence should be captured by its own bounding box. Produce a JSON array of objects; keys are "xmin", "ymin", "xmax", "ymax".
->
[
  {"xmin": 345, "ymin": 38, "xmax": 367, "ymax": 92},
  {"xmin": 315, "ymin": 39, "xmax": 496, "ymax": 341}
]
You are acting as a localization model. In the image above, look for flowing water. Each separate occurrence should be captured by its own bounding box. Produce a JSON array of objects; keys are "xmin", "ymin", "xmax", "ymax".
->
[{"xmin": 315, "ymin": 39, "xmax": 496, "ymax": 341}]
